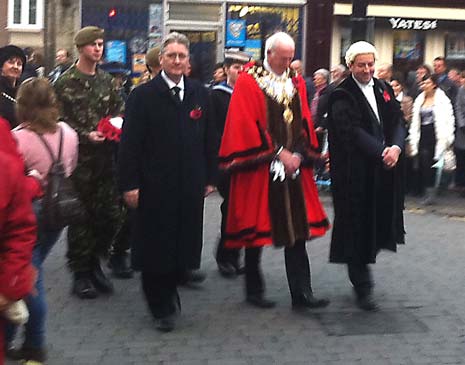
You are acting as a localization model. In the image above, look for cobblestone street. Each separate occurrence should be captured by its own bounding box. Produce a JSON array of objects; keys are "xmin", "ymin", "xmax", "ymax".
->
[{"xmin": 7, "ymin": 193, "xmax": 465, "ymax": 365}]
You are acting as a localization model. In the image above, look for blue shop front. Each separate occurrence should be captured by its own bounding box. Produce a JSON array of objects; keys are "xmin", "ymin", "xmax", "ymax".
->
[{"xmin": 81, "ymin": 0, "xmax": 306, "ymax": 84}]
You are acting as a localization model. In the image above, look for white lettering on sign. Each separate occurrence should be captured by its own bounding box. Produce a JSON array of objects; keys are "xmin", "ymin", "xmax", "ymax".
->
[{"xmin": 389, "ymin": 18, "xmax": 437, "ymax": 30}]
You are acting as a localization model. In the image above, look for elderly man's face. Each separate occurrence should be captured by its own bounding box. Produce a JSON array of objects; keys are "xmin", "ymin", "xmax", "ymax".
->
[
  {"xmin": 350, "ymin": 53, "xmax": 375, "ymax": 85},
  {"xmin": 56, "ymin": 50, "xmax": 68, "ymax": 65},
  {"xmin": 313, "ymin": 73, "xmax": 327, "ymax": 88},
  {"xmin": 267, "ymin": 42, "xmax": 295, "ymax": 75}
]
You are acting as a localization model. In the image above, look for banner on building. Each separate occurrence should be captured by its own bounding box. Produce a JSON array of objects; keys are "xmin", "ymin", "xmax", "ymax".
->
[
  {"xmin": 244, "ymin": 39, "xmax": 261, "ymax": 60},
  {"xmin": 226, "ymin": 20, "xmax": 246, "ymax": 47}
]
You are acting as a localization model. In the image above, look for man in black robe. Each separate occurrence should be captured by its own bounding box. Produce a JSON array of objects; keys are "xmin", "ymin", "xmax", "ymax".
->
[
  {"xmin": 211, "ymin": 49, "xmax": 250, "ymax": 278},
  {"xmin": 118, "ymin": 32, "xmax": 217, "ymax": 332},
  {"xmin": 327, "ymin": 41, "xmax": 406, "ymax": 311}
]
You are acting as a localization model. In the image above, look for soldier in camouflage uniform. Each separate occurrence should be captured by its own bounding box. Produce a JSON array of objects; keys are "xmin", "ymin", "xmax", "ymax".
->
[{"xmin": 54, "ymin": 26, "xmax": 125, "ymax": 299}]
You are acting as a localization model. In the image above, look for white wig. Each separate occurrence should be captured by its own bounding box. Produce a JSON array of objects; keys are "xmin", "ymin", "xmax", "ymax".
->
[
  {"xmin": 265, "ymin": 32, "xmax": 295, "ymax": 55},
  {"xmin": 345, "ymin": 41, "xmax": 378, "ymax": 67}
]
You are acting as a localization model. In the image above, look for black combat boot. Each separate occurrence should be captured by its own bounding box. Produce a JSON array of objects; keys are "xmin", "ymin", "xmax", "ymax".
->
[
  {"xmin": 108, "ymin": 253, "xmax": 134, "ymax": 279},
  {"xmin": 90, "ymin": 259, "xmax": 114, "ymax": 294},
  {"xmin": 72, "ymin": 271, "xmax": 98, "ymax": 299}
]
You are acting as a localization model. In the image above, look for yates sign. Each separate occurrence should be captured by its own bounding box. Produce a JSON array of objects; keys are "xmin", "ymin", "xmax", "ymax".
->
[{"xmin": 389, "ymin": 18, "xmax": 437, "ymax": 30}]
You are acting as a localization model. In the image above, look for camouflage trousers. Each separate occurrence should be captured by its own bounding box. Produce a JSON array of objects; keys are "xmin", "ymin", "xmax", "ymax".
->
[{"xmin": 67, "ymin": 162, "xmax": 125, "ymax": 273}]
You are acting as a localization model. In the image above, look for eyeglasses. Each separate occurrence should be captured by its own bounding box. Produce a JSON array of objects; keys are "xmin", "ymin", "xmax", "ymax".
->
[{"xmin": 164, "ymin": 53, "xmax": 188, "ymax": 61}]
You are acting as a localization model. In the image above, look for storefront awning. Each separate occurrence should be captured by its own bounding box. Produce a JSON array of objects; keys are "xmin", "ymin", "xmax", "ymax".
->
[{"xmin": 334, "ymin": 3, "xmax": 465, "ymax": 21}]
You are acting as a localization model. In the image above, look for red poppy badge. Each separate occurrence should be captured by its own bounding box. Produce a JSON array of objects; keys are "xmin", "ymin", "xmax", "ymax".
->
[
  {"xmin": 383, "ymin": 90, "xmax": 391, "ymax": 102},
  {"xmin": 190, "ymin": 106, "xmax": 202, "ymax": 120}
]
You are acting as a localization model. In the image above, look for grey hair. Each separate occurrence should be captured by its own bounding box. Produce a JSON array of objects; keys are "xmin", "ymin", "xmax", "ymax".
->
[
  {"xmin": 345, "ymin": 41, "xmax": 378, "ymax": 67},
  {"xmin": 314, "ymin": 68, "xmax": 330, "ymax": 83},
  {"xmin": 160, "ymin": 32, "xmax": 190, "ymax": 54},
  {"xmin": 331, "ymin": 64, "xmax": 346, "ymax": 73},
  {"xmin": 265, "ymin": 32, "xmax": 295, "ymax": 56}
]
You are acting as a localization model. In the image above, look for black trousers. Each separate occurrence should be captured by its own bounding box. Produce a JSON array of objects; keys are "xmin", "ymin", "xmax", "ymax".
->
[
  {"xmin": 244, "ymin": 247, "xmax": 264, "ymax": 296},
  {"xmin": 347, "ymin": 263, "xmax": 373, "ymax": 298},
  {"xmin": 419, "ymin": 124, "xmax": 436, "ymax": 193},
  {"xmin": 215, "ymin": 176, "xmax": 240, "ymax": 266},
  {"xmin": 244, "ymin": 240, "xmax": 313, "ymax": 300},
  {"xmin": 284, "ymin": 240, "xmax": 313, "ymax": 301},
  {"xmin": 141, "ymin": 271, "xmax": 180, "ymax": 319},
  {"xmin": 455, "ymin": 147, "xmax": 465, "ymax": 188}
]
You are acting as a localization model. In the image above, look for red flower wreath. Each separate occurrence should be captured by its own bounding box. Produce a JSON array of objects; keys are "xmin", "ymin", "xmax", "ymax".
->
[{"xmin": 97, "ymin": 115, "xmax": 123, "ymax": 142}]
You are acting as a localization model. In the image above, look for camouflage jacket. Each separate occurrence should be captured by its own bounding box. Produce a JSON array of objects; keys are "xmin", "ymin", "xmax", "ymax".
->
[{"xmin": 54, "ymin": 64, "xmax": 124, "ymax": 142}]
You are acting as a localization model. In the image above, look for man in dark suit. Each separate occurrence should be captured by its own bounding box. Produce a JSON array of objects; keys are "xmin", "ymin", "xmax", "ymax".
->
[
  {"xmin": 118, "ymin": 32, "xmax": 217, "ymax": 332},
  {"xmin": 327, "ymin": 41, "xmax": 406, "ymax": 311}
]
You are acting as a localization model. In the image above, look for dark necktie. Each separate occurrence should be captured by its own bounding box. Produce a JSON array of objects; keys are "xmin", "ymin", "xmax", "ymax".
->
[{"xmin": 171, "ymin": 86, "xmax": 181, "ymax": 102}]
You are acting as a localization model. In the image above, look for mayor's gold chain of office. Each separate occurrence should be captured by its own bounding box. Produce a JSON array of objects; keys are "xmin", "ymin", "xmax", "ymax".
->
[{"xmin": 248, "ymin": 66, "xmax": 295, "ymax": 124}]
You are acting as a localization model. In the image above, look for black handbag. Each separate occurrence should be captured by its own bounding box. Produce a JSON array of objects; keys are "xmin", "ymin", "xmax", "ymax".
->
[{"xmin": 36, "ymin": 126, "xmax": 85, "ymax": 230}]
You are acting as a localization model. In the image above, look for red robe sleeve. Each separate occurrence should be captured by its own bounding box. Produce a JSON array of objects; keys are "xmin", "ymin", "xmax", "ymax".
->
[{"xmin": 0, "ymin": 153, "xmax": 36, "ymax": 301}]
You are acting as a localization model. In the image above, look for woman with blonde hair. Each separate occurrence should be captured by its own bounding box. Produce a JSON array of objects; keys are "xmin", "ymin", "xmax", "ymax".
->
[{"xmin": 6, "ymin": 77, "xmax": 78, "ymax": 365}]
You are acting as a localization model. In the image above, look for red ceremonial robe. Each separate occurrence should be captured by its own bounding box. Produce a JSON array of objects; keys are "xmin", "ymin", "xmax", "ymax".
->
[{"xmin": 219, "ymin": 67, "xmax": 330, "ymax": 248}]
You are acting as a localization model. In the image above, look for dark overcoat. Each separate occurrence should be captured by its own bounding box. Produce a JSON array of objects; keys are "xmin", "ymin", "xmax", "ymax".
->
[
  {"xmin": 118, "ymin": 74, "xmax": 217, "ymax": 273},
  {"xmin": 327, "ymin": 76, "xmax": 406, "ymax": 264}
]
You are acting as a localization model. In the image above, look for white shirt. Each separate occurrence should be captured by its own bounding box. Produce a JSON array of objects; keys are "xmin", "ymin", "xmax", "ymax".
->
[
  {"xmin": 352, "ymin": 75, "xmax": 380, "ymax": 123},
  {"xmin": 161, "ymin": 71, "xmax": 185, "ymax": 101}
]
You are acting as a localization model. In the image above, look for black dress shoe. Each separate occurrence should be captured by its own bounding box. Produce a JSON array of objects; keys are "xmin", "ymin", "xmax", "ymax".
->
[
  {"xmin": 235, "ymin": 265, "xmax": 245, "ymax": 275},
  {"xmin": 292, "ymin": 293, "xmax": 330, "ymax": 309},
  {"xmin": 217, "ymin": 262, "xmax": 237, "ymax": 278},
  {"xmin": 356, "ymin": 294, "xmax": 379, "ymax": 311},
  {"xmin": 181, "ymin": 269, "xmax": 206, "ymax": 284},
  {"xmin": 72, "ymin": 272, "xmax": 98, "ymax": 299},
  {"xmin": 246, "ymin": 294, "xmax": 276, "ymax": 308},
  {"xmin": 91, "ymin": 261, "xmax": 114, "ymax": 294},
  {"xmin": 155, "ymin": 316, "xmax": 175, "ymax": 332},
  {"xmin": 108, "ymin": 253, "xmax": 134, "ymax": 279}
]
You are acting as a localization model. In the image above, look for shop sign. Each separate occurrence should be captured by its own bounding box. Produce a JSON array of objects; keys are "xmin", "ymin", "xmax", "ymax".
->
[
  {"xmin": 226, "ymin": 20, "xmax": 246, "ymax": 47},
  {"xmin": 105, "ymin": 40, "xmax": 126, "ymax": 63},
  {"xmin": 389, "ymin": 18, "xmax": 437, "ymax": 31},
  {"xmin": 244, "ymin": 39, "xmax": 262, "ymax": 60}
]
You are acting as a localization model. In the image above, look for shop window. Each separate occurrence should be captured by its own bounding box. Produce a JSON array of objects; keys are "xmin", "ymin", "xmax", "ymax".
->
[
  {"xmin": 392, "ymin": 31, "xmax": 424, "ymax": 82},
  {"xmin": 169, "ymin": 3, "xmax": 221, "ymax": 22},
  {"xmin": 7, "ymin": 0, "xmax": 43, "ymax": 29},
  {"xmin": 446, "ymin": 33, "xmax": 465, "ymax": 61},
  {"xmin": 226, "ymin": 5, "xmax": 303, "ymax": 60},
  {"xmin": 340, "ymin": 27, "xmax": 351, "ymax": 65}
]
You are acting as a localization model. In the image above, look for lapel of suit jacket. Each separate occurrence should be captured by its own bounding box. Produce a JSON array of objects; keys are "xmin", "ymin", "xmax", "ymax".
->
[
  {"xmin": 347, "ymin": 76, "xmax": 384, "ymax": 139},
  {"xmin": 373, "ymin": 78, "xmax": 387, "ymax": 129},
  {"xmin": 183, "ymin": 77, "xmax": 195, "ymax": 107}
]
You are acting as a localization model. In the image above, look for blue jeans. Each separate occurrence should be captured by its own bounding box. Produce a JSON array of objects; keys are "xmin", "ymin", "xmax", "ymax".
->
[{"xmin": 6, "ymin": 200, "xmax": 62, "ymax": 349}]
